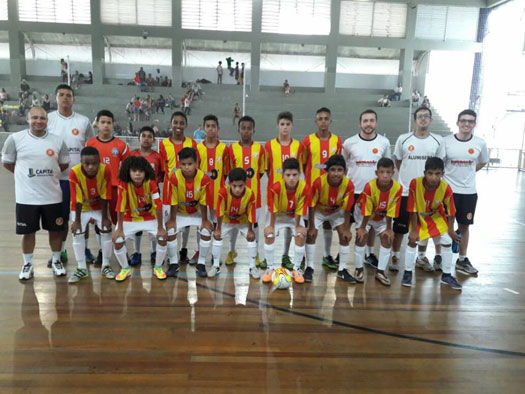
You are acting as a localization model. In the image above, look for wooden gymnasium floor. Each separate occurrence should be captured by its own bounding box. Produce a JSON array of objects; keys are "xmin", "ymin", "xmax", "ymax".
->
[{"xmin": 0, "ymin": 168, "xmax": 524, "ymax": 394}]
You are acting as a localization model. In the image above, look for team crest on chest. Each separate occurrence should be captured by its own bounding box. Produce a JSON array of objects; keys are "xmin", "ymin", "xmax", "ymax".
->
[
  {"xmin": 372, "ymin": 148, "xmax": 379, "ymax": 154},
  {"xmin": 72, "ymin": 128, "xmax": 79, "ymax": 136},
  {"xmin": 468, "ymin": 148, "xmax": 475, "ymax": 154},
  {"xmin": 408, "ymin": 145, "xmax": 415, "ymax": 152},
  {"xmin": 111, "ymin": 148, "xmax": 119, "ymax": 156},
  {"xmin": 46, "ymin": 149, "xmax": 55, "ymax": 157}
]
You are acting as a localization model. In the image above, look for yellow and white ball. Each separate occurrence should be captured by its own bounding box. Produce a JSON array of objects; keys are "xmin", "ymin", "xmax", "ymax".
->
[{"xmin": 271, "ymin": 268, "xmax": 293, "ymax": 290}]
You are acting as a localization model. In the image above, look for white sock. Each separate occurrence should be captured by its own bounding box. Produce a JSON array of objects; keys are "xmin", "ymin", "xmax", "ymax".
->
[
  {"xmin": 442, "ymin": 246, "xmax": 453, "ymax": 274},
  {"xmin": 101, "ymin": 232, "xmax": 113, "ymax": 268},
  {"xmin": 61, "ymin": 241, "xmax": 66, "ymax": 253},
  {"xmin": 323, "ymin": 229, "xmax": 332, "ymax": 257},
  {"xmin": 230, "ymin": 228, "xmax": 238, "ymax": 252},
  {"xmin": 198, "ymin": 239, "xmax": 211, "ymax": 266},
  {"xmin": 151, "ymin": 238, "xmax": 157, "ymax": 253},
  {"xmin": 418, "ymin": 251, "xmax": 426, "ymax": 259},
  {"xmin": 182, "ymin": 227, "xmax": 190, "ymax": 249},
  {"xmin": 405, "ymin": 245, "xmax": 417, "ymax": 271},
  {"xmin": 52, "ymin": 251, "xmax": 61, "ymax": 263},
  {"xmin": 247, "ymin": 240, "xmax": 257, "ymax": 268},
  {"xmin": 378, "ymin": 246, "xmax": 391, "ymax": 271},
  {"xmin": 196, "ymin": 230, "xmax": 201, "ymax": 253},
  {"xmin": 211, "ymin": 239, "xmax": 223, "ymax": 267},
  {"xmin": 306, "ymin": 243, "xmax": 316, "ymax": 269},
  {"xmin": 392, "ymin": 251, "xmax": 400, "ymax": 258},
  {"xmin": 338, "ymin": 244, "xmax": 350, "ymax": 271},
  {"xmin": 154, "ymin": 244, "xmax": 167, "ymax": 267},
  {"xmin": 168, "ymin": 239, "xmax": 178, "ymax": 265},
  {"xmin": 72, "ymin": 233, "xmax": 87, "ymax": 270},
  {"xmin": 134, "ymin": 233, "xmax": 142, "ymax": 254},
  {"xmin": 114, "ymin": 246, "xmax": 129, "ymax": 269},
  {"xmin": 458, "ymin": 254, "xmax": 466, "ymax": 261},
  {"xmin": 264, "ymin": 242, "xmax": 275, "ymax": 269},
  {"xmin": 283, "ymin": 227, "xmax": 292, "ymax": 256},
  {"xmin": 294, "ymin": 245, "xmax": 305, "ymax": 270},
  {"xmin": 366, "ymin": 245, "xmax": 373, "ymax": 256},
  {"xmin": 354, "ymin": 245, "xmax": 365, "ymax": 269},
  {"xmin": 22, "ymin": 253, "xmax": 33, "ymax": 265}
]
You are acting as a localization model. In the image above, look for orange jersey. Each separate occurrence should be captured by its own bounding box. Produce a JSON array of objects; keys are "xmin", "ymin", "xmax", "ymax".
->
[
  {"xmin": 311, "ymin": 174, "xmax": 354, "ymax": 215},
  {"xmin": 357, "ymin": 179, "xmax": 402, "ymax": 221},
  {"xmin": 302, "ymin": 133, "xmax": 342, "ymax": 186},
  {"xmin": 168, "ymin": 169, "xmax": 210, "ymax": 215},
  {"xmin": 264, "ymin": 138, "xmax": 304, "ymax": 188},
  {"xmin": 85, "ymin": 137, "xmax": 130, "ymax": 186},
  {"xmin": 217, "ymin": 186, "xmax": 256, "ymax": 224},
  {"xmin": 228, "ymin": 142, "xmax": 266, "ymax": 208},
  {"xmin": 407, "ymin": 177, "xmax": 456, "ymax": 240},
  {"xmin": 69, "ymin": 163, "xmax": 111, "ymax": 212},
  {"xmin": 197, "ymin": 141, "xmax": 230, "ymax": 210},
  {"xmin": 116, "ymin": 179, "xmax": 162, "ymax": 222},
  {"xmin": 130, "ymin": 149, "xmax": 163, "ymax": 184},
  {"xmin": 268, "ymin": 179, "xmax": 309, "ymax": 218}
]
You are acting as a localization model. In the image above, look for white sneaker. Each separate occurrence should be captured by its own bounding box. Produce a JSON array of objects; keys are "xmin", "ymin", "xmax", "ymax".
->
[
  {"xmin": 249, "ymin": 267, "xmax": 260, "ymax": 279},
  {"xmin": 52, "ymin": 260, "xmax": 66, "ymax": 276},
  {"xmin": 19, "ymin": 264, "xmax": 33, "ymax": 280},
  {"xmin": 208, "ymin": 266, "xmax": 220, "ymax": 278}
]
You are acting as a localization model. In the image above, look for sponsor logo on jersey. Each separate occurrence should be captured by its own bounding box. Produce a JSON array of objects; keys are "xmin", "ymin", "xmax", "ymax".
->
[
  {"xmin": 72, "ymin": 128, "xmax": 79, "ymax": 136},
  {"xmin": 28, "ymin": 168, "xmax": 54, "ymax": 178},
  {"xmin": 46, "ymin": 148, "xmax": 55, "ymax": 157}
]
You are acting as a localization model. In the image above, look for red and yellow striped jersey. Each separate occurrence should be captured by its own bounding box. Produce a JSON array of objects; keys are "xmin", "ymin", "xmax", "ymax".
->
[
  {"xmin": 302, "ymin": 133, "xmax": 342, "ymax": 186},
  {"xmin": 130, "ymin": 149, "xmax": 163, "ymax": 184},
  {"xmin": 228, "ymin": 142, "xmax": 266, "ymax": 208},
  {"xmin": 407, "ymin": 177, "xmax": 456, "ymax": 240},
  {"xmin": 217, "ymin": 186, "xmax": 256, "ymax": 224},
  {"xmin": 264, "ymin": 138, "xmax": 304, "ymax": 189},
  {"xmin": 69, "ymin": 163, "xmax": 111, "ymax": 212},
  {"xmin": 168, "ymin": 169, "xmax": 210, "ymax": 215},
  {"xmin": 357, "ymin": 179, "xmax": 403, "ymax": 221},
  {"xmin": 116, "ymin": 179, "xmax": 162, "ymax": 222},
  {"xmin": 311, "ymin": 174, "xmax": 354, "ymax": 215},
  {"xmin": 268, "ymin": 179, "xmax": 309, "ymax": 218},
  {"xmin": 197, "ymin": 141, "xmax": 229, "ymax": 210}
]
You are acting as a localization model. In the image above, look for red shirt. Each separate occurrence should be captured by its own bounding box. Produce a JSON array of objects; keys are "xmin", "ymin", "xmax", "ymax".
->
[{"xmin": 85, "ymin": 136, "xmax": 130, "ymax": 187}]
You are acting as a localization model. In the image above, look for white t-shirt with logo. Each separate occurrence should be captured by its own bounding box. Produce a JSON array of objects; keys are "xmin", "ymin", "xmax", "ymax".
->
[
  {"xmin": 393, "ymin": 132, "xmax": 445, "ymax": 196},
  {"xmin": 443, "ymin": 134, "xmax": 488, "ymax": 194},
  {"xmin": 343, "ymin": 134, "xmax": 392, "ymax": 193},
  {"xmin": 47, "ymin": 111, "xmax": 94, "ymax": 181},
  {"xmin": 1, "ymin": 129, "xmax": 70, "ymax": 205}
]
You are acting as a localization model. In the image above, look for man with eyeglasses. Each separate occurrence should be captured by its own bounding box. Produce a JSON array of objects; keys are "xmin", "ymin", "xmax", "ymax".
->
[
  {"xmin": 391, "ymin": 107, "xmax": 445, "ymax": 273},
  {"xmin": 443, "ymin": 109, "xmax": 488, "ymax": 276}
]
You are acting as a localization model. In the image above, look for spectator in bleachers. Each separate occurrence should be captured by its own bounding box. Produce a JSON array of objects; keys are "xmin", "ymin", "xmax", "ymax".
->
[
  {"xmin": 217, "ymin": 61, "xmax": 223, "ymax": 84},
  {"xmin": 20, "ymin": 79, "xmax": 30, "ymax": 95},
  {"xmin": 378, "ymin": 94, "xmax": 391, "ymax": 107},
  {"xmin": 233, "ymin": 102, "xmax": 241, "ymax": 124},
  {"xmin": 412, "ymin": 90, "xmax": 420, "ymax": 104},
  {"xmin": 132, "ymin": 96, "xmax": 141, "ymax": 122},
  {"xmin": 226, "ymin": 56, "xmax": 234, "ymax": 76},
  {"xmin": 126, "ymin": 121, "xmax": 134, "ymax": 136},
  {"xmin": 133, "ymin": 73, "xmax": 140, "ymax": 86},
  {"xmin": 393, "ymin": 84, "xmax": 402, "ymax": 101},
  {"xmin": 71, "ymin": 71, "xmax": 81, "ymax": 90},
  {"xmin": 156, "ymin": 95, "xmax": 166, "ymax": 114},
  {"xmin": 193, "ymin": 125, "xmax": 205, "ymax": 143},
  {"xmin": 18, "ymin": 92, "xmax": 30, "ymax": 116},
  {"xmin": 421, "ymin": 95, "xmax": 430, "ymax": 108},
  {"xmin": 238, "ymin": 63, "xmax": 245, "ymax": 85},
  {"xmin": 152, "ymin": 120, "xmax": 160, "ymax": 135},
  {"xmin": 60, "ymin": 58, "xmax": 68, "ymax": 82},
  {"xmin": 167, "ymin": 94, "xmax": 176, "ymax": 108},
  {"xmin": 183, "ymin": 95, "xmax": 191, "ymax": 115},
  {"xmin": 31, "ymin": 93, "xmax": 40, "ymax": 108},
  {"xmin": 283, "ymin": 80, "xmax": 292, "ymax": 96},
  {"xmin": 0, "ymin": 88, "xmax": 8, "ymax": 103},
  {"xmin": 85, "ymin": 71, "xmax": 93, "ymax": 84},
  {"xmin": 234, "ymin": 62, "xmax": 240, "ymax": 83},
  {"xmin": 41, "ymin": 94, "xmax": 51, "ymax": 112},
  {"xmin": 138, "ymin": 67, "xmax": 146, "ymax": 83}
]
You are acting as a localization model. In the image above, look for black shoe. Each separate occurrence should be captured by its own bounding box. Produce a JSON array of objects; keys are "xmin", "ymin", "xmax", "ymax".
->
[
  {"xmin": 47, "ymin": 257, "xmax": 52, "ymax": 268},
  {"xmin": 85, "ymin": 248, "xmax": 96, "ymax": 264},
  {"xmin": 322, "ymin": 255, "xmax": 338, "ymax": 270},
  {"xmin": 95, "ymin": 249, "xmax": 102, "ymax": 266},
  {"xmin": 402, "ymin": 270, "xmax": 413, "ymax": 287},
  {"xmin": 304, "ymin": 267, "xmax": 314, "ymax": 282},
  {"xmin": 196, "ymin": 264, "xmax": 207, "ymax": 278},
  {"xmin": 150, "ymin": 252, "xmax": 157, "ymax": 266},
  {"xmin": 179, "ymin": 248, "xmax": 189, "ymax": 264},
  {"xmin": 365, "ymin": 253, "xmax": 379, "ymax": 268},
  {"xmin": 130, "ymin": 252, "xmax": 142, "ymax": 266},
  {"xmin": 300, "ymin": 256, "xmax": 306, "ymax": 271},
  {"xmin": 337, "ymin": 268, "xmax": 357, "ymax": 284},
  {"xmin": 167, "ymin": 263, "xmax": 179, "ymax": 278}
]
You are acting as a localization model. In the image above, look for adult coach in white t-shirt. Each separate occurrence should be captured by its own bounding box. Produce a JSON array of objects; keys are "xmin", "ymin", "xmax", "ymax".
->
[
  {"xmin": 2, "ymin": 107, "xmax": 70, "ymax": 280},
  {"xmin": 392, "ymin": 107, "xmax": 446, "ymax": 272},
  {"xmin": 47, "ymin": 84, "xmax": 94, "ymax": 266},
  {"xmin": 444, "ymin": 109, "xmax": 488, "ymax": 276},
  {"xmin": 343, "ymin": 109, "xmax": 391, "ymax": 266}
]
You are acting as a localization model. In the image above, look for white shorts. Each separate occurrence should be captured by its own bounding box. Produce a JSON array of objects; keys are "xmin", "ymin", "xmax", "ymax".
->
[
  {"xmin": 220, "ymin": 223, "xmax": 251, "ymax": 239},
  {"xmin": 175, "ymin": 213, "xmax": 202, "ymax": 234},
  {"xmin": 265, "ymin": 215, "xmax": 304, "ymax": 236},
  {"xmin": 418, "ymin": 232, "xmax": 452, "ymax": 246},
  {"xmin": 73, "ymin": 210, "xmax": 110, "ymax": 234},
  {"xmin": 313, "ymin": 210, "xmax": 345, "ymax": 230},
  {"xmin": 353, "ymin": 206, "xmax": 387, "ymax": 235},
  {"xmin": 117, "ymin": 220, "xmax": 161, "ymax": 241}
]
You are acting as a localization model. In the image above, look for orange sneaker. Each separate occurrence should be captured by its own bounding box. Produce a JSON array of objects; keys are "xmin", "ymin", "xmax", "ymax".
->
[
  {"xmin": 262, "ymin": 268, "xmax": 274, "ymax": 283},
  {"xmin": 292, "ymin": 269, "xmax": 304, "ymax": 284}
]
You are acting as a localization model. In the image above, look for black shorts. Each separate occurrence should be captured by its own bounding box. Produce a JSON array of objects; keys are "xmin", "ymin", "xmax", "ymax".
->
[
  {"xmin": 393, "ymin": 196, "xmax": 409, "ymax": 235},
  {"xmin": 60, "ymin": 180, "xmax": 71, "ymax": 223},
  {"xmin": 453, "ymin": 193, "xmax": 478, "ymax": 225},
  {"xmin": 16, "ymin": 203, "xmax": 65, "ymax": 234},
  {"xmin": 350, "ymin": 193, "xmax": 360, "ymax": 224}
]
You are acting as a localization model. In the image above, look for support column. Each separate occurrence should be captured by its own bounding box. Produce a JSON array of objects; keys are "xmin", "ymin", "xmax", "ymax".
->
[
  {"xmin": 399, "ymin": 4, "xmax": 417, "ymax": 100},
  {"xmin": 250, "ymin": 0, "xmax": 263, "ymax": 92},
  {"xmin": 172, "ymin": 0, "xmax": 183, "ymax": 87},
  {"xmin": 324, "ymin": 0, "xmax": 341, "ymax": 94},
  {"xmin": 90, "ymin": 0, "xmax": 104, "ymax": 85},
  {"xmin": 7, "ymin": 0, "xmax": 25, "ymax": 82}
]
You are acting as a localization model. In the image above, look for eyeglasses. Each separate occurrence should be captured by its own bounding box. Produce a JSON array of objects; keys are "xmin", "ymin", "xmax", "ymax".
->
[
  {"xmin": 416, "ymin": 114, "xmax": 431, "ymax": 119},
  {"xmin": 458, "ymin": 119, "xmax": 476, "ymax": 124}
]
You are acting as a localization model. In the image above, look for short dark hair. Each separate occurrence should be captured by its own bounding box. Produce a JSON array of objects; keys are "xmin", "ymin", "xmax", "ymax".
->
[
  {"xmin": 424, "ymin": 157, "xmax": 444, "ymax": 172},
  {"xmin": 203, "ymin": 114, "xmax": 219, "ymax": 128},
  {"xmin": 377, "ymin": 157, "xmax": 394, "ymax": 170},
  {"xmin": 96, "ymin": 109, "xmax": 114, "ymax": 121},
  {"xmin": 238, "ymin": 115, "xmax": 255, "ymax": 130},
  {"xmin": 119, "ymin": 156, "xmax": 155, "ymax": 183},
  {"xmin": 178, "ymin": 147, "xmax": 197, "ymax": 162},
  {"xmin": 316, "ymin": 107, "xmax": 331, "ymax": 116},
  {"xmin": 414, "ymin": 106, "xmax": 432, "ymax": 120},
  {"xmin": 324, "ymin": 154, "xmax": 346, "ymax": 171},
  {"xmin": 170, "ymin": 111, "xmax": 187, "ymax": 124},
  {"xmin": 277, "ymin": 111, "xmax": 293, "ymax": 123},
  {"xmin": 457, "ymin": 109, "xmax": 477, "ymax": 122},
  {"xmin": 81, "ymin": 146, "xmax": 99, "ymax": 158},
  {"xmin": 228, "ymin": 167, "xmax": 247, "ymax": 183},
  {"xmin": 283, "ymin": 158, "xmax": 300, "ymax": 172},
  {"xmin": 139, "ymin": 126, "xmax": 155, "ymax": 138},
  {"xmin": 359, "ymin": 109, "xmax": 377, "ymax": 122},
  {"xmin": 55, "ymin": 84, "xmax": 74, "ymax": 97}
]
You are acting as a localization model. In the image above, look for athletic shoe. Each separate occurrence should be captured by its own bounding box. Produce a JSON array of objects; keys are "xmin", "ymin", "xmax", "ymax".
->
[
  {"xmin": 208, "ymin": 266, "xmax": 221, "ymax": 278},
  {"xmin": 167, "ymin": 263, "xmax": 179, "ymax": 278},
  {"xmin": 433, "ymin": 255, "xmax": 443, "ymax": 272},
  {"xmin": 52, "ymin": 261, "xmax": 66, "ymax": 276},
  {"xmin": 150, "ymin": 252, "xmax": 157, "ymax": 266},
  {"xmin": 259, "ymin": 259, "xmax": 268, "ymax": 270},
  {"xmin": 337, "ymin": 268, "xmax": 357, "ymax": 284},
  {"xmin": 225, "ymin": 251, "xmax": 237, "ymax": 265},
  {"xmin": 304, "ymin": 267, "xmax": 314, "ymax": 283},
  {"xmin": 300, "ymin": 256, "xmax": 306, "ymax": 271},
  {"xmin": 440, "ymin": 274, "xmax": 462, "ymax": 290},
  {"xmin": 85, "ymin": 248, "xmax": 96, "ymax": 264},
  {"xmin": 130, "ymin": 252, "xmax": 142, "ymax": 266},
  {"xmin": 375, "ymin": 271, "xmax": 391, "ymax": 286},
  {"xmin": 153, "ymin": 266, "xmax": 167, "ymax": 280},
  {"xmin": 101, "ymin": 266, "xmax": 115, "ymax": 279},
  {"xmin": 365, "ymin": 253, "xmax": 379, "ymax": 268},
  {"xmin": 68, "ymin": 268, "xmax": 88, "ymax": 283},
  {"xmin": 255, "ymin": 253, "xmax": 261, "ymax": 268},
  {"xmin": 389, "ymin": 255, "xmax": 400, "ymax": 272},
  {"xmin": 116, "ymin": 267, "xmax": 132, "ymax": 282},
  {"xmin": 179, "ymin": 248, "xmax": 189, "ymax": 264},
  {"xmin": 291, "ymin": 269, "xmax": 304, "ymax": 284},
  {"xmin": 322, "ymin": 255, "xmax": 338, "ymax": 270},
  {"xmin": 354, "ymin": 268, "xmax": 364, "ymax": 283},
  {"xmin": 262, "ymin": 268, "xmax": 274, "ymax": 283},
  {"xmin": 416, "ymin": 256, "xmax": 434, "ymax": 272},
  {"xmin": 19, "ymin": 264, "xmax": 34, "ymax": 280},
  {"xmin": 401, "ymin": 270, "xmax": 413, "ymax": 287},
  {"xmin": 451, "ymin": 230, "xmax": 461, "ymax": 254},
  {"xmin": 95, "ymin": 249, "xmax": 102, "ymax": 266},
  {"xmin": 249, "ymin": 267, "xmax": 260, "ymax": 279},
  {"xmin": 189, "ymin": 251, "xmax": 199, "ymax": 265},
  {"xmin": 282, "ymin": 255, "xmax": 293, "ymax": 270},
  {"xmin": 47, "ymin": 257, "xmax": 53, "ymax": 268},
  {"xmin": 196, "ymin": 264, "xmax": 207, "ymax": 278},
  {"xmin": 60, "ymin": 250, "xmax": 68, "ymax": 263},
  {"xmin": 456, "ymin": 258, "xmax": 478, "ymax": 275}
]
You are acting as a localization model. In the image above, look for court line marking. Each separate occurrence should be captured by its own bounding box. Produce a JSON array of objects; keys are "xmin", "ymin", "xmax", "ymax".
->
[{"xmin": 504, "ymin": 288, "xmax": 520, "ymax": 295}]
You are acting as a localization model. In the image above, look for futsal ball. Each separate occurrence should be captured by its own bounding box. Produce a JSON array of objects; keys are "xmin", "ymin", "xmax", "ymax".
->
[{"xmin": 271, "ymin": 268, "xmax": 293, "ymax": 290}]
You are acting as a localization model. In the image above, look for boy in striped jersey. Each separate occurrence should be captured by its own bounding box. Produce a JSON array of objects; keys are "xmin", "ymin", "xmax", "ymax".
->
[
  {"xmin": 354, "ymin": 158, "xmax": 402, "ymax": 286},
  {"xmin": 68, "ymin": 147, "xmax": 115, "ymax": 283}
]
